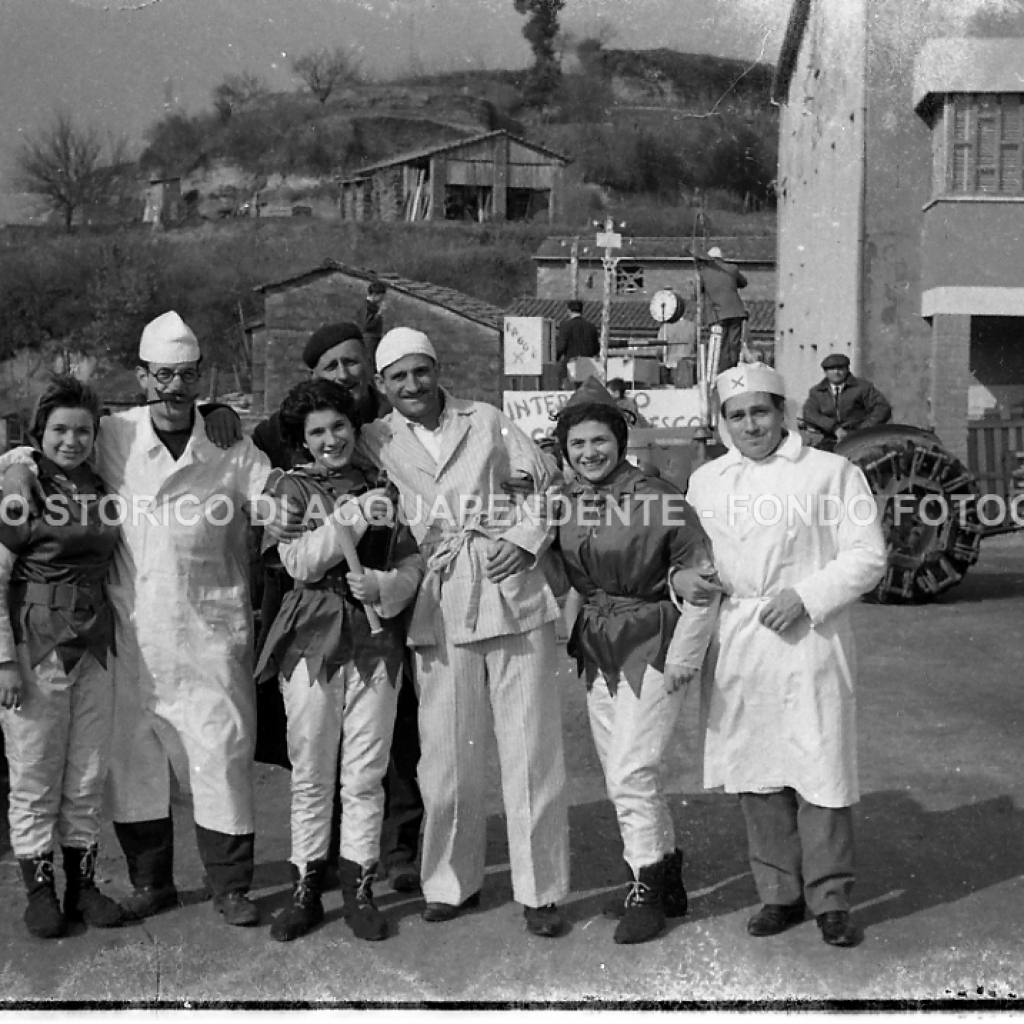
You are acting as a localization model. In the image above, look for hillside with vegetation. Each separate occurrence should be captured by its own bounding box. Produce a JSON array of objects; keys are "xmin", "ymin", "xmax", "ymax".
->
[{"xmin": 1, "ymin": 39, "xmax": 777, "ymax": 421}]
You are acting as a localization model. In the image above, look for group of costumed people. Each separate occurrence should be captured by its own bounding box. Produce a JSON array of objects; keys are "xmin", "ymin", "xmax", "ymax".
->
[{"xmin": 0, "ymin": 310, "xmax": 886, "ymax": 951}]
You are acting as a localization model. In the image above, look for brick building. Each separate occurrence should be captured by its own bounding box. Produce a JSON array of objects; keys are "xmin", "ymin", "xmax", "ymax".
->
[
  {"xmin": 252, "ymin": 261, "xmax": 504, "ymax": 416},
  {"xmin": 774, "ymin": 0, "xmax": 1024, "ymax": 458}
]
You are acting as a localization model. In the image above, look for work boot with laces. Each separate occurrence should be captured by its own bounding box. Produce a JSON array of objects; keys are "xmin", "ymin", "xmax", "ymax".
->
[
  {"xmin": 270, "ymin": 862, "xmax": 326, "ymax": 942},
  {"xmin": 19, "ymin": 853, "xmax": 67, "ymax": 939},
  {"xmin": 613, "ymin": 860, "xmax": 667, "ymax": 945},
  {"xmin": 339, "ymin": 858, "xmax": 387, "ymax": 941},
  {"xmin": 62, "ymin": 846, "xmax": 125, "ymax": 928}
]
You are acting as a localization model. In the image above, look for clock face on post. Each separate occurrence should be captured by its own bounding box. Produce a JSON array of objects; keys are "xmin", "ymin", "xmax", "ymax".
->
[{"xmin": 649, "ymin": 289, "xmax": 683, "ymax": 324}]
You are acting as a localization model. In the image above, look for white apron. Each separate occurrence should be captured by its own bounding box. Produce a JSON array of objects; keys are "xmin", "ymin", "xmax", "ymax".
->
[
  {"xmin": 97, "ymin": 406, "xmax": 271, "ymax": 833},
  {"xmin": 685, "ymin": 431, "xmax": 886, "ymax": 808}
]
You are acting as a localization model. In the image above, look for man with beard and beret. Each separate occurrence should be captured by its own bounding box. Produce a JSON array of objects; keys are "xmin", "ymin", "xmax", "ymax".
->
[
  {"xmin": 675, "ymin": 363, "xmax": 886, "ymax": 947},
  {"xmin": 252, "ymin": 321, "xmax": 424, "ymax": 895},
  {"xmin": 801, "ymin": 353, "xmax": 892, "ymax": 451}
]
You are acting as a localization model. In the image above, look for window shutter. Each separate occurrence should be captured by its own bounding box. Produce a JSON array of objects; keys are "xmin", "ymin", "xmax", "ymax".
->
[
  {"xmin": 976, "ymin": 95, "xmax": 999, "ymax": 193},
  {"xmin": 951, "ymin": 97, "xmax": 971, "ymax": 192},
  {"xmin": 999, "ymin": 94, "xmax": 1023, "ymax": 193}
]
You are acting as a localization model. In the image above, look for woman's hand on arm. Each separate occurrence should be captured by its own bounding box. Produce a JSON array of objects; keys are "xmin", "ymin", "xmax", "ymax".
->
[{"xmin": 0, "ymin": 662, "xmax": 23, "ymax": 711}]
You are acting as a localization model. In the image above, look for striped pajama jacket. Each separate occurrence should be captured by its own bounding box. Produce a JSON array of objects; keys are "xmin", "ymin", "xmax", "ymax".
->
[{"xmin": 359, "ymin": 394, "xmax": 570, "ymax": 908}]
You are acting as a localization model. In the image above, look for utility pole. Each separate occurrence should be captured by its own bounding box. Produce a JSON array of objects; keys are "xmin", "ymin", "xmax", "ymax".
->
[
  {"xmin": 569, "ymin": 236, "xmax": 580, "ymax": 300},
  {"xmin": 595, "ymin": 216, "xmax": 622, "ymax": 380}
]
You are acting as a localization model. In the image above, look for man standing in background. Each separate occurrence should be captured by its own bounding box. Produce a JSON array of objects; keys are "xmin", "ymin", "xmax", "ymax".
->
[
  {"xmin": 556, "ymin": 299, "xmax": 601, "ymax": 389},
  {"xmin": 697, "ymin": 246, "xmax": 748, "ymax": 371}
]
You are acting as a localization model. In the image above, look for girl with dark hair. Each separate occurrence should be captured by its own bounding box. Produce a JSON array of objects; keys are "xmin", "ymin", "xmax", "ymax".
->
[
  {"xmin": 553, "ymin": 378, "xmax": 720, "ymax": 945},
  {"xmin": 0, "ymin": 375, "xmax": 124, "ymax": 939},
  {"xmin": 255, "ymin": 379, "xmax": 422, "ymax": 944}
]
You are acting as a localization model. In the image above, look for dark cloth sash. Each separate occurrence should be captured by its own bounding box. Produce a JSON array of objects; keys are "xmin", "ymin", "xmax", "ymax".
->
[{"xmin": 12, "ymin": 579, "xmax": 106, "ymax": 613}]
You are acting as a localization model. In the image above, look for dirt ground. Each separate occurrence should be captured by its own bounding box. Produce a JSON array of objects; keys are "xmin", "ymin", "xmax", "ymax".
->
[{"xmin": 2, "ymin": 536, "xmax": 1024, "ymax": 1007}]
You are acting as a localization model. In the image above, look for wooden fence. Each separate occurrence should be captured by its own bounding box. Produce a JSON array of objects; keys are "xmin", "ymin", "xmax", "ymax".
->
[{"xmin": 967, "ymin": 417, "xmax": 1024, "ymax": 528}]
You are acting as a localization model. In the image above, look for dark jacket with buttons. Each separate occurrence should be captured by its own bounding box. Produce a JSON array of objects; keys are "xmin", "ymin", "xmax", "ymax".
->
[{"xmin": 801, "ymin": 374, "xmax": 892, "ymax": 438}]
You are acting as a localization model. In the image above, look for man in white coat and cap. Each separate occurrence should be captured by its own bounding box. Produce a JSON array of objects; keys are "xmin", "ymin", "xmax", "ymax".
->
[
  {"xmin": 99, "ymin": 312, "xmax": 273, "ymax": 926},
  {"xmin": 678, "ymin": 363, "xmax": 886, "ymax": 947},
  {"xmin": 359, "ymin": 327, "xmax": 571, "ymax": 938}
]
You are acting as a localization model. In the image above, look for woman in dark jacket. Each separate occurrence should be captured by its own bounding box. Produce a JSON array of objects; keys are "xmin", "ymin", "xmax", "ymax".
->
[
  {"xmin": 255, "ymin": 379, "xmax": 422, "ymax": 944},
  {"xmin": 553, "ymin": 378, "xmax": 720, "ymax": 945},
  {"xmin": 0, "ymin": 376, "xmax": 124, "ymax": 939}
]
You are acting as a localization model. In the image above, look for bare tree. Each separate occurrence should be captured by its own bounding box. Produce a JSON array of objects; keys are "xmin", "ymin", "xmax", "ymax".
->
[
  {"xmin": 13, "ymin": 110, "xmax": 131, "ymax": 233},
  {"xmin": 212, "ymin": 71, "xmax": 269, "ymax": 122},
  {"xmin": 290, "ymin": 46, "xmax": 362, "ymax": 104}
]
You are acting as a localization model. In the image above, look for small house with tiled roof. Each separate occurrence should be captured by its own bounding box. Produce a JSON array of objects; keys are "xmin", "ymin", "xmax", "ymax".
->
[
  {"xmin": 252, "ymin": 260, "xmax": 506, "ymax": 414},
  {"xmin": 532, "ymin": 235, "xmax": 776, "ymax": 305},
  {"xmin": 339, "ymin": 129, "xmax": 569, "ymax": 224}
]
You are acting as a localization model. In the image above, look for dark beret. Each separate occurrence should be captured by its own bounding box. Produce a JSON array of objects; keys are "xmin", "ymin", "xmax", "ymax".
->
[
  {"xmin": 302, "ymin": 322, "xmax": 364, "ymax": 369},
  {"xmin": 821, "ymin": 353, "xmax": 851, "ymax": 370}
]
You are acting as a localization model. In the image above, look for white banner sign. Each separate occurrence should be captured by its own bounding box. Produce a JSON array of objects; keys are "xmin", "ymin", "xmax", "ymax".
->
[{"xmin": 503, "ymin": 389, "xmax": 704, "ymax": 441}]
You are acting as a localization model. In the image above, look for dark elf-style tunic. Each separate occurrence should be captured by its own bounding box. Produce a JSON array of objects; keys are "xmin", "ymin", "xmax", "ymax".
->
[
  {"xmin": 0, "ymin": 455, "xmax": 118, "ymax": 672},
  {"xmin": 558, "ymin": 461, "xmax": 714, "ymax": 697},
  {"xmin": 254, "ymin": 464, "xmax": 419, "ymax": 688}
]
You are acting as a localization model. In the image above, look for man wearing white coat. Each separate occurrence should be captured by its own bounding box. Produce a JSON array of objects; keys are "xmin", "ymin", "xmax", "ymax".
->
[
  {"xmin": 680, "ymin": 363, "xmax": 886, "ymax": 947},
  {"xmin": 360, "ymin": 327, "xmax": 570, "ymax": 938}
]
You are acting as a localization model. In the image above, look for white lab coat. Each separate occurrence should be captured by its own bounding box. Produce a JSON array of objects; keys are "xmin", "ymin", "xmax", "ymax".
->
[
  {"xmin": 96, "ymin": 406, "xmax": 271, "ymax": 834},
  {"xmin": 685, "ymin": 431, "xmax": 886, "ymax": 808}
]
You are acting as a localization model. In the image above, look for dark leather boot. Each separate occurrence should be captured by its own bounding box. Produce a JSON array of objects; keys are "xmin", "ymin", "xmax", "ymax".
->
[
  {"xmin": 114, "ymin": 818, "xmax": 178, "ymax": 919},
  {"xmin": 338, "ymin": 858, "xmax": 387, "ymax": 941},
  {"xmin": 605, "ymin": 850, "xmax": 688, "ymax": 919},
  {"xmin": 613, "ymin": 860, "xmax": 667, "ymax": 945},
  {"xmin": 19, "ymin": 854, "xmax": 67, "ymax": 939},
  {"xmin": 602, "ymin": 858, "xmax": 632, "ymax": 919},
  {"xmin": 195, "ymin": 825, "xmax": 259, "ymax": 926},
  {"xmin": 661, "ymin": 847, "xmax": 689, "ymax": 918},
  {"xmin": 270, "ymin": 862, "xmax": 327, "ymax": 942},
  {"xmin": 62, "ymin": 846, "xmax": 124, "ymax": 928}
]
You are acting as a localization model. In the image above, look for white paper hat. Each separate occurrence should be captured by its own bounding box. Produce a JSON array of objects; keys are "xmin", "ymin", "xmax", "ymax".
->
[
  {"xmin": 715, "ymin": 363, "xmax": 787, "ymax": 404},
  {"xmin": 707, "ymin": 246, "xmax": 723, "ymax": 259},
  {"xmin": 715, "ymin": 364, "xmax": 795, "ymax": 451},
  {"xmin": 375, "ymin": 327, "xmax": 437, "ymax": 373},
  {"xmin": 139, "ymin": 311, "xmax": 200, "ymax": 364}
]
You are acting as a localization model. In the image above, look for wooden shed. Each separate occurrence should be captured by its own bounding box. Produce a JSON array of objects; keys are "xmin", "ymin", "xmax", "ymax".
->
[
  {"xmin": 340, "ymin": 130, "xmax": 568, "ymax": 224},
  {"xmin": 252, "ymin": 261, "xmax": 505, "ymax": 415}
]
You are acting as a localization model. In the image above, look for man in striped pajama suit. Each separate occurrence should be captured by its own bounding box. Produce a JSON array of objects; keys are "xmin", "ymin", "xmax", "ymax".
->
[{"xmin": 360, "ymin": 327, "xmax": 571, "ymax": 938}]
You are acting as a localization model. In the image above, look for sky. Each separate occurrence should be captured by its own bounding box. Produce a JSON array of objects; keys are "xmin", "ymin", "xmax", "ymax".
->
[{"xmin": 0, "ymin": 0, "xmax": 794, "ymax": 220}]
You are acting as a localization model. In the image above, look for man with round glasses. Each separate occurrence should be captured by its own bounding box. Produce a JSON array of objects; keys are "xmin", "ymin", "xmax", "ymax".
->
[{"xmin": 2, "ymin": 311, "xmax": 273, "ymax": 927}]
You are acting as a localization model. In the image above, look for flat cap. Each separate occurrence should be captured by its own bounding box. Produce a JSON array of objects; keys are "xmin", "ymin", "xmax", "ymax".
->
[{"xmin": 821, "ymin": 353, "xmax": 851, "ymax": 370}]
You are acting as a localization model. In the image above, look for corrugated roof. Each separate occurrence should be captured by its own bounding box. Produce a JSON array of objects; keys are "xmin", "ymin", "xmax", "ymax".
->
[
  {"xmin": 506, "ymin": 297, "xmax": 776, "ymax": 335},
  {"xmin": 346, "ymin": 129, "xmax": 570, "ymax": 178},
  {"xmin": 533, "ymin": 235, "xmax": 776, "ymax": 263},
  {"xmin": 254, "ymin": 260, "xmax": 505, "ymax": 331}
]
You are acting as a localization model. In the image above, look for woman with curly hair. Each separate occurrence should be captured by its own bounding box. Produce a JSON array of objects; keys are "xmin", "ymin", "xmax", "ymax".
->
[{"xmin": 255, "ymin": 378, "xmax": 422, "ymax": 943}]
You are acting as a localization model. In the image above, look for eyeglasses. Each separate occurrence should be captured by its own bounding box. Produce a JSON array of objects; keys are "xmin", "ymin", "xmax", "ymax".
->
[{"xmin": 149, "ymin": 367, "xmax": 200, "ymax": 385}]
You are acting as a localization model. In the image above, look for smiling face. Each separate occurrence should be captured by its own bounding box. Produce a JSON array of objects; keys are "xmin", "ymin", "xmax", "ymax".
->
[
  {"xmin": 375, "ymin": 354, "xmax": 441, "ymax": 426},
  {"xmin": 303, "ymin": 408, "xmax": 356, "ymax": 471},
  {"xmin": 40, "ymin": 407, "xmax": 96, "ymax": 471},
  {"xmin": 566, "ymin": 419, "xmax": 621, "ymax": 484},
  {"xmin": 722, "ymin": 391, "xmax": 785, "ymax": 461},
  {"xmin": 135, "ymin": 360, "xmax": 202, "ymax": 428},
  {"xmin": 313, "ymin": 339, "xmax": 370, "ymax": 406}
]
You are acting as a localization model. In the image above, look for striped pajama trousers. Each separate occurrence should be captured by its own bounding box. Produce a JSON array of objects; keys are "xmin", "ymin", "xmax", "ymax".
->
[{"xmin": 413, "ymin": 622, "xmax": 570, "ymax": 908}]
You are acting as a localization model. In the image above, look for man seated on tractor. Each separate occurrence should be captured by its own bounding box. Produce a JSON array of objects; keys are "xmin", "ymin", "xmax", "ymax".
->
[{"xmin": 801, "ymin": 354, "xmax": 891, "ymax": 452}]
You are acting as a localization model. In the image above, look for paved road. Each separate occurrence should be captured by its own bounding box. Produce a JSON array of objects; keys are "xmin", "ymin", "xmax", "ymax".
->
[{"xmin": 3, "ymin": 536, "xmax": 1024, "ymax": 1005}]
